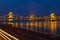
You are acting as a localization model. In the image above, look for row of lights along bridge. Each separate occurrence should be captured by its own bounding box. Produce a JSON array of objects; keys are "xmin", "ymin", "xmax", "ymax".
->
[{"xmin": 0, "ymin": 12, "xmax": 60, "ymax": 23}]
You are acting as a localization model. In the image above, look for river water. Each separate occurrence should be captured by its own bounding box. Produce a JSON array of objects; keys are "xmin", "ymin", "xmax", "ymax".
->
[{"xmin": 1, "ymin": 20, "xmax": 60, "ymax": 36}]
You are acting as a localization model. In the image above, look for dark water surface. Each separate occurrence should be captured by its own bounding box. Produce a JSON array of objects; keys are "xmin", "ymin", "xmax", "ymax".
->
[{"xmin": 1, "ymin": 20, "xmax": 60, "ymax": 36}]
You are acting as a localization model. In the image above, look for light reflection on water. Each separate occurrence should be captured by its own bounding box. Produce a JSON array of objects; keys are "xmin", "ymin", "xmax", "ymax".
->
[{"xmin": 3, "ymin": 21, "xmax": 60, "ymax": 35}]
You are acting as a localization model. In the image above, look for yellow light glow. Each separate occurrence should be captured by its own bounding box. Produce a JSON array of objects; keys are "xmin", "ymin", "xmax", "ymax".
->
[
  {"xmin": 30, "ymin": 22, "xmax": 34, "ymax": 27},
  {"xmin": 50, "ymin": 21, "xmax": 57, "ymax": 34},
  {"xmin": 20, "ymin": 22, "xmax": 23, "ymax": 28},
  {"xmin": 15, "ymin": 22, "xmax": 18, "ymax": 28},
  {"xmin": 26, "ymin": 22, "xmax": 29, "ymax": 29},
  {"xmin": 44, "ymin": 21, "xmax": 46, "ymax": 30},
  {"xmin": 39, "ymin": 22, "xmax": 42, "ymax": 27},
  {"xmin": 35, "ymin": 22, "xmax": 38, "ymax": 27},
  {"xmin": 29, "ymin": 15, "xmax": 35, "ymax": 20},
  {"xmin": 50, "ymin": 13, "xmax": 56, "ymax": 20}
]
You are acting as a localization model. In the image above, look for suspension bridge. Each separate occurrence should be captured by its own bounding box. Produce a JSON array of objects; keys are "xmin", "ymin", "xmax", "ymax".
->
[
  {"xmin": 0, "ymin": 12, "xmax": 60, "ymax": 40},
  {"xmin": 0, "ymin": 12, "xmax": 60, "ymax": 22}
]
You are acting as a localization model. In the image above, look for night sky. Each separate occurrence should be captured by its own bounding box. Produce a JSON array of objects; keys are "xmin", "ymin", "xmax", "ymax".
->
[{"xmin": 0, "ymin": 0, "xmax": 60, "ymax": 16}]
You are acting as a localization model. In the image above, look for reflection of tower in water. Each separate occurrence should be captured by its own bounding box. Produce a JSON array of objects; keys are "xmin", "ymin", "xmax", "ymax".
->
[
  {"xmin": 50, "ymin": 21, "xmax": 57, "ymax": 34},
  {"xmin": 15, "ymin": 22, "xmax": 18, "ymax": 28},
  {"xmin": 35, "ymin": 21, "xmax": 39, "ymax": 31},
  {"xmin": 30, "ymin": 21, "xmax": 35, "ymax": 30},
  {"xmin": 25, "ymin": 22, "xmax": 29, "ymax": 29},
  {"xmin": 20, "ymin": 22, "xmax": 23, "ymax": 28}
]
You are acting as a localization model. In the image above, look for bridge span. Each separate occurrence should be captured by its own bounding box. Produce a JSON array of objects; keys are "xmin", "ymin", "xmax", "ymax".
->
[{"xmin": 0, "ymin": 12, "xmax": 60, "ymax": 22}]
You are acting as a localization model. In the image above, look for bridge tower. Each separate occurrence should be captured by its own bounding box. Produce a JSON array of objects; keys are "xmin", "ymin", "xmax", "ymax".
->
[
  {"xmin": 50, "ymin": 13, "xmax": 56, "ymax": 21},
  {"xmin": 8, "ymin": 12, "xmax": 14, "ymax": 24}
]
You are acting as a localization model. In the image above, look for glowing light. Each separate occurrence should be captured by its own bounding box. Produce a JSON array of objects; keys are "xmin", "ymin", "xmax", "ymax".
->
[
  {"xmin": 29, "ymin": 15, "xmax": 35, "ymax": 20},
  {"xmin": 50, "ymin": 21, "xmax": 57, "ymax": 34},
  {"xmin": 39, "ymin": 22, "xmax": 42, "ymax": 27},
  {"xmin": 30, "ymin": 22, "xmax": 34, "ymax": 27},
  {"xmin": 15, "ymin": 22, "xmax": 18, "ymax": 28},
  {"xmin": 26, "ymin": 22, "xmax": 29, "ymax": 29},
  {"xmin": 26, "ymin": 22, "xmax": 29, "ymax": 26},
  {"xmin": 44, "ymin": 21, "xmax": 46, "ymax": 30},
  {"xmin": 35, "ymin": 22, "xmax": 38, "ymax": 27},
  {"xmin": 20, "ymin": 22, "xmax": 23, "ymax": 28},
  {"xmin": 8, "ymin": 12, "xmax": 13, "ymax": 18},
  {"xmin": 30, "ymin": 22, "xmax": 35, "ymax": 30},
  {"xmin": 50, "ymin": 13, "xmax": 56, "ymax": 20}
]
